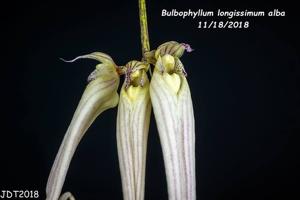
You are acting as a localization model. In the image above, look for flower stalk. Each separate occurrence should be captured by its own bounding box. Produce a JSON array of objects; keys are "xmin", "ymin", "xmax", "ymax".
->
[{"xmin": 138, "ymin": 0, "xmax": 150, "ymax": 59}]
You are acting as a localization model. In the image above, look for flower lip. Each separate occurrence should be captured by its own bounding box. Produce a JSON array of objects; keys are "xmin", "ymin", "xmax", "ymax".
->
[
  {"xmin": 156, "ymin": 54, "xmax": 187, "ymax": 77},
  {"xmin": 161, "ymin": 54, "xmax": 175, "ymax": 73}
]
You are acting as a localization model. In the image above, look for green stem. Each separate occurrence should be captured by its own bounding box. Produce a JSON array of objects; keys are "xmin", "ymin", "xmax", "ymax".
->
[{"xmin": 138, "ymin": 0, "xmax": 150, "ymax": 58}]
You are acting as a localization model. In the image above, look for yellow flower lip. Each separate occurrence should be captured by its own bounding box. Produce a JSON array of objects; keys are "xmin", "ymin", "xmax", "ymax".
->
[
  {"xmin": 131, "ymin": 70, "xmax": 141, "ymax": 79},
  {"xmin": 163, "ymin": 72, "xmax": 181, "ymax": 94},
  {"xmin": 126, "ymin": 85, "xmax": 143, "ymax": 101},
  {"xmin": 161, "ymin": 54, "xmax": 175, "ymax": 73},
  {"xmin": 154, "ymin": 54, "xmax": 183, "ymax": 94}
]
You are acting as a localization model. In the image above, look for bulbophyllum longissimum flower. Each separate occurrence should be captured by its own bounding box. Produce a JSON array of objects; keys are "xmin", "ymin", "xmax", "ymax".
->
[
  {"xmin": 44, "ymin": 0, "xmax": 198, "ymax": 199},
  {"xmin": 45, "ymin": 41, "xmax": 196, "ymax": 200},
  {"xmin": 150, "ymin": 41, "xmax": 196, "ymax": 200},
  {"xmin": 46, "ymin": 52, "xmax": 120, "ymax": 200},
  {"xmin": 117, "ymin": 61, "xmax": 151, "ymax": 200}
]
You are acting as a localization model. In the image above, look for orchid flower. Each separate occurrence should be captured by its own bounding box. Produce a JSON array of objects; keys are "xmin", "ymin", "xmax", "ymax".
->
[
  {"xmin": 46, "ymin": 1, "xmax": 198, "ymax": 200},
  {"xmin": 117, "ymin": 61, "xmax": 151, "ymax": 200},
  {"xmin": 46, "ymin": 53, "xmax": 120, "ymax": 200},
  {"xmin": 150, "ymin": 41, "xmax": 196, "ymax": 200}
]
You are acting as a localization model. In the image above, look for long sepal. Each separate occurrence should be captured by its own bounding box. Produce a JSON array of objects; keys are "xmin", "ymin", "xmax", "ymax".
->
[
  {"xmin": 46, "ymin": 53, "xmax": 120, "ymax": 200},
  {"xmin": 150, "ymin": 42, "xmax": 196, "ymax": 200},
  {"xmin": 116, "ymin": 61, "xmax": 151, "ymax": 200}
]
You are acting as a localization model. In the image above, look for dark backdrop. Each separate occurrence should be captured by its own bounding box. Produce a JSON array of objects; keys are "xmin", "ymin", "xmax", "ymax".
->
[{"xmin": 1, "ymin": 0, "xmax": 299, "ymax": 199}]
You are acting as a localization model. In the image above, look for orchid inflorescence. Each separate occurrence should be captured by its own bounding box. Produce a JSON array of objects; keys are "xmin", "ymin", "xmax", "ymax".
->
[{"xmin": 46, "ymin": 1, "xmax": 196, "ymax": 200}]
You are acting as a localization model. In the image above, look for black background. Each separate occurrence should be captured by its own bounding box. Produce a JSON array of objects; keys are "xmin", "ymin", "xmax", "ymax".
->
[{"xmin": 1, "ymin": 0, "xmax": 299, "ymax": 199}]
